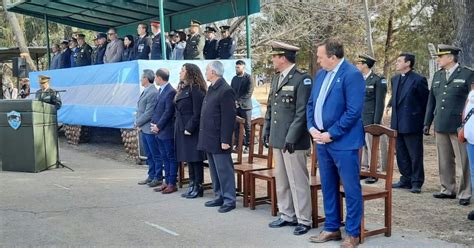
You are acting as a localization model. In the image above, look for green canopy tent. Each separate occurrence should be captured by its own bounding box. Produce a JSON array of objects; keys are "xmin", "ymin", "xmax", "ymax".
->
[{"xmin": 6, "ymin": 0, "xmax": 260, "ymax": 65}]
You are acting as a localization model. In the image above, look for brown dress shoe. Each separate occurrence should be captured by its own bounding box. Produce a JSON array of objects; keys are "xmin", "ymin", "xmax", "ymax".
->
[
  {"xmin": 309, "ymin": 230, "xmax": 342, "ymax": 243},
  {"xmin": 162, "ymin": 185, "xmax": 177, "ymax": 194},
  {"xmin": 154, "ymin": 183, "xmax": 168, "ymax": 192},
  {"xmin": 340, "ymin": 236, "xmax": 359, "ymax": 248}
]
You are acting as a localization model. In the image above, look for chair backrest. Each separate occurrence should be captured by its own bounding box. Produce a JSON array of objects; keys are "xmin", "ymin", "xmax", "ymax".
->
[
  {"xmin": 247, "ymin": 118, "xmax": 270, "ymax": 162},
  {"xmin": 361, "ymin": 124, "xmax": 397, "ymax": 190},
  {"xmin": 232, "ymin": 116, "xmax": 245, "ymax": 164}
]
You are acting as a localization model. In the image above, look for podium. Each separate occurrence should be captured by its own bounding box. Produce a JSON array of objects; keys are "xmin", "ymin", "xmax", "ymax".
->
[{"xmin": 0, "ymin": 100, "xmax": 58, "ymax": 172}]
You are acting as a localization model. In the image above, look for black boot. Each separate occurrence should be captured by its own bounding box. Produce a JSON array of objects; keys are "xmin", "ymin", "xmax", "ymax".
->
[
  {"xmin": 181, "ymin": 163, "xmax": 194, "ymax": 198},
  {"xmin": 187, "ymin": 162, "xmax": 204, "ymax": 199}
]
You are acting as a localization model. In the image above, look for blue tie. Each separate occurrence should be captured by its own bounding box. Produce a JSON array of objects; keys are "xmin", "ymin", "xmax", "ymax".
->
[{"xmin": 314, "ymin": 71, "xmax": 334, "ymax": 130}]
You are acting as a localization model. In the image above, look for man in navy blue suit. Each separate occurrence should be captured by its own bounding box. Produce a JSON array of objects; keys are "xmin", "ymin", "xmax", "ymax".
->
[
  {"xmin": 386, "ymin": 53, "xmax": 429, "ymax": 193},
  {"xmin": 307, "ymin": 38, "xmax": 365, "ymax": 247},
  {"xmin": 151, "ymin": 68, "xmax": 178, "ymax": 194}
]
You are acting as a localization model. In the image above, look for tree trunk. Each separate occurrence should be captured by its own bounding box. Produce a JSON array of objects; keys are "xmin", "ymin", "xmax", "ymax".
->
[
  {"xmin": 2, "ymin": 0, "xmax": 37, "ymax": 72},
  {"xmin": 363, "ymin": 0, "xmax": 375, "ymax": 57},
  {"xmin": 382, "ymin": 10, "xmax": 394, "ymax": 78},
  {"xmin": 453, "ymin": 0, "xmax": 474, "ymax": 67},
  {"xmin": 64, "ymin": 26, "xmax": 73, "ymax": 40}
]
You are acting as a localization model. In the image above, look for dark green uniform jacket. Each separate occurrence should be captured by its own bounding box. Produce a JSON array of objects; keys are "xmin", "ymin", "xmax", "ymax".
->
[
  {"xmin": 363, "ymin": 72, "xmax": 387, "ymax": 126},
  {"xmin": 184, "ymin": 33, "xmax": 205, "ymax": 60},
  {"xmin": 36, "ymin": 88, "xmax": 62, "ymax": 110},
  {"xmin": 424, "ymin": 65, "xmax": 474, "ymax": 133},
  {"xmin": 264, "ymin": 66, "xmax": 312, "ymax": 150}
]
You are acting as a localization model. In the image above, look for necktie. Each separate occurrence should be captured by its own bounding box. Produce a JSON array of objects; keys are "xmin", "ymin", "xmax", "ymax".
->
[
  {"xmin": 314, "ymin": 71, "xmax": 334, "ymax": 130},
  {"xmin": 445, "ymin": 70, "xmax": 450, "ymax": 81},
  {"xmin": 158, "ymin": 87, "xmax": 162, "ymax": 95},
  {"xmin": 278, "ymin": 73, "xmax": 285, "ymax": 87}
]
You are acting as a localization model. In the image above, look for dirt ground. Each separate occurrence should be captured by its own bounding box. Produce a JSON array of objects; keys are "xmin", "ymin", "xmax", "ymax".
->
[{"xmin": 63, "ymin": 85, "xmax": 474, "ymax": 246}]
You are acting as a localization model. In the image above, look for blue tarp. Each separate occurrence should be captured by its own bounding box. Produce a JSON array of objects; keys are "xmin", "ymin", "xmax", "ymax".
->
[{"xmin": 29, "ymin": 60, "xmax": 260, "ymax": 129}]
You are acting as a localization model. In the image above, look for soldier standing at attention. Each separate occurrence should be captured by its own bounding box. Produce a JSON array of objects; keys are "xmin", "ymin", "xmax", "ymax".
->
[
  {"xmin": 203, "ymin": 27, "xmax": 218, "ymax": 59},
  {"xmin": 355, "ymin": 54, "xmax": 387, "ymax": 184},
  {"xmin": 133, "ymin": 23, "xmax": 152, "ymax": 60},
  {"xmin": 217, "ymin": 26, "xmax": 235, "ymax": 59},
  {"xmin": 149, "ymin": 21, "xmax": 171, "ymax": 60},
  {"xmin": 36, "ymin": 75, "xmax": 62, "ymax": 110},
  {"xmin": 184, "ymin": 20, "xmax": 205, "ymax": 60},
  {"xmin": 93, "ymin": 33, "xmax": 108, "ymax": 65},
  {"xmin": 424, "ymin": 44, "xmax": 474, "ymax": 206},
  {"xmin": 264, "ymin": 41, "xmax": 313, "ymax": 235},
  {"xmin": 75, "ymin": 34, "xmax": 93, "ymax": 66}
]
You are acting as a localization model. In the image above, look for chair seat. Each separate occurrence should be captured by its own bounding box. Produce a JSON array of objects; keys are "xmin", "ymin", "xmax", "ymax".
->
[
  {"xmin": 251, "ymin": 168, "xmax": 275, "ymax": 179},
  {"xmin": 340, "ymin": 185, "xmax": 389, "ymax": 198},
  {"xmin": 234, "ymin": 163, "xmax": 268, "ymax": 173}
]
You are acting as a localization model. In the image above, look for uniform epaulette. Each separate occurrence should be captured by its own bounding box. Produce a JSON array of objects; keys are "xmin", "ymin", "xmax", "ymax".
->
[
  {"xmin": 462, "ymin": 65, "xmax": 473, "ymax": 72},
  {"xmin": 295, "ymin": 68, "xmax": 306, "ymax": 74}
]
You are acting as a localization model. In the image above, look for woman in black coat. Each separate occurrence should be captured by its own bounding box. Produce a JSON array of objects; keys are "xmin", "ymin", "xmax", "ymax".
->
[
  {"xmin": 121, "ymin": 35, "xmax": 135, "ymax": 61},
  {"xmin": 175, "ymin": 63, "xmax": 207, "ymax": 198}
]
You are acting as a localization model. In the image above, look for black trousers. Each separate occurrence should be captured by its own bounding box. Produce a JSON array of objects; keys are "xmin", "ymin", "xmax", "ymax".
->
[
  {"xmin": 188, "ymin": 161, "xmax": 204, "ymax": 185},
  {"xmin": 396, "ymin": 133, "xmax": 424, "ymax": 187},
  {"xmin": 234, "ymin": 108, "xmax": 251, "ymax": 146}
]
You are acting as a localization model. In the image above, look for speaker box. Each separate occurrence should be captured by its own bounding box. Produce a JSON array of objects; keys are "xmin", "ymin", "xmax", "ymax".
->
[{"xmin": 12, "ymin": 57, "xmax": 28, "ymax": 78}]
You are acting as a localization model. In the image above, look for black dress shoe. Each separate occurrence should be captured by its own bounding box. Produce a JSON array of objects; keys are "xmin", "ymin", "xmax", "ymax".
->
[
  {"xmin": 410, "ymin": 186, "xmax": 421, "ymax": 194},
  {"xmin": 218, "ymin": 204, "xmax": 236, "ymax": 213},
  {"xmin": 205, "ymin": 199, "xmax": 224, "ymax": 207},
  {"xmin": 459, "ymin": 199, "xmax": 470, "ymax": 206},
  {"xmin": 268, "ymin": 218, "xmax": 298, "ymax": 228},
  {"xmin": 468, "ymin": 210, "xmax": 474, "ymax": 220},
  {"xmin": 293, "ymin": 224, "xmax": 311, "ymax": 235},
  {"xmin": 364, "ymin": 177, "xmax": 378, "ymax": 184},
  {"xmin": 147, "ymin": 179, "xmax": 162, "ymax": 188},
  {"xmin": 433, "ymin": 192, "xmax": 456, "ymax": 199},
  {"xmin": 392, "ymin": 181, "xmax": 411, "ymax": 189},
  {"xmin": 181, "ymin": 181, "xmax": 194, "ymax": 198},
  {"xmin": 138, "ymin": 178, "xmax": 151, "ymax": 185}
]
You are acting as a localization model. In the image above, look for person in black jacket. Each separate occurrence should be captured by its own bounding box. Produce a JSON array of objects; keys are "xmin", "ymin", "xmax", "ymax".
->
[
  {"xmin": 386, "ymin": 53, "xmax": 429, "ymax": 193},
  {"xmin": 231, "ymin": 60, "xmax": 254, "ymax": 153},
  {"xmin": 133, "ymin": 23, "xmax": 152, "ymax": 60},
  {"xmin": 203, "ymin": 27, "xmax": 218, "ymax": 59},
  {"xmin": 175, "ymin": 63, "xmax": 207, "ymax": 198},
  {"xmin": 122, "ymin": 35, "xmax": 135, "ymax": 61},
  {"xmin": 197, "ymin": 61, "xmax": 236, "ymax": 213},
  {"xmin": 59, "ymin": 40, "xmax": 71, "ymax": 69},
  {"xmin": 93, "ymin": 33, "xmax": 108, "ymax": 65}
]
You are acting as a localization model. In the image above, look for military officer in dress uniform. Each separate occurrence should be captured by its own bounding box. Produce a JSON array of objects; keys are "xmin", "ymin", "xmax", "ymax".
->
[
  {"xmin": 355, "ymin": 54, "xmax": 387, "ymax": 184},
  {"xmin": 36, "ymin": 75, "xmax": 62, "ymax": 110},
  {"xmin": 150, "ymin": 21, "xmax": 171, "ymax": 60},
  {"xmin": 217, "ymin": 26, "xmax": 235, "ymax": 59},
  {"xmin": 75, "ymin": 33, "xmax": 92, "ymax": 66},
  {"xmin": 133, "ymin": 23, "xmax": 152, "ymax": 60},
  {"xmin": 264, "ymin": 41, "xmax": 313, "ymax": 235},
  {"xmin": 424, "ymin": 44, "xmax": 474, "ymax": 206},
  {"xmin": 203, "ymin": 27, "xmax": 218, "ymax": 59},
  {"xmin": 184, "ymin": 20, "xmax": 205, "ymax": 60}
]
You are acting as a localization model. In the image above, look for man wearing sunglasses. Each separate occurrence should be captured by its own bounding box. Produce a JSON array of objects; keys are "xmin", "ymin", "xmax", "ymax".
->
[{"xmin": 104, "ymin": 28, "xmax": 124, "ymax": 63}]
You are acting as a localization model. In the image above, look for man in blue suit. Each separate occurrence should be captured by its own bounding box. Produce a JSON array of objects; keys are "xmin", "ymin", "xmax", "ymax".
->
[
  {"xmin": 151, "ymin": 68, "xmax": 178, "ymax": 194},
  {"xmin": 307, "ymin": 38, "xmax": 365, "ymax": 247},
  {"xmin": 386, "ymin": 53, "xmax": 429, "ymax": 193}
]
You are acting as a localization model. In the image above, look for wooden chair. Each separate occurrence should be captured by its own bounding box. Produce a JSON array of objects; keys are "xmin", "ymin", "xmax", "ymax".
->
[
  {"xmin": 248, "ymin": 160, "xmax": 277, "ymax": 216},
  {"xmin": 309, "ymin": 142, "xmax": 325, "ymax": 228},
  {"xmin": 339, "ymin": 124, "xmax": 397, "ymax": 243},
  {"xmin": 234, "ymin": 118, "xmax": 272, "ymax": 207},
  {"xmin": 177, "ymin": 117, "xmax": 245, "ymax": 188}
]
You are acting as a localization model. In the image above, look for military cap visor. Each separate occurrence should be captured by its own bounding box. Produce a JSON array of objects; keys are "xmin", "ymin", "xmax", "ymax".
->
[
  {"xmin": 357, "ymin": 54, "xmax": 376, "ymax": 67},
  {"xmin": 77, "ymin": 34, "xmax": 86, "ymax": 38},
  {"xmin": 205, "ymin": 27, "xmax": 217, "ymax": 33},
  {"xmin": 190, "ymin": 20, "xmax": 201, "ymax": 26},
  {"xmin": 96, "ymin": 33, "xmax": 107, "ymax": 39},
  {"xmin": 150, "ymin": 21, "xmax": 160, "ymax": 27},
  {"xmin": 436, "ymin": 44, "xmax": 461, "ymax": 56},
  {"xmin": 269, "ymin": 41, "xmax": 299, "ymax": 55},
  {"xmin": 38, "ymin": 75, "xmax": 50, "ymax": 84},
  {"xmin": 220, "ymin": 26, "xmax": 231, "ymax": 32}
]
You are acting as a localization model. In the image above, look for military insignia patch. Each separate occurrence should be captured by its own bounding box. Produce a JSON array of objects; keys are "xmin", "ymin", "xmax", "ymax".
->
[
  {"xmin": 303, "ymin": 78, "xmax": 312, "ymax": 85},
  {"xmin": 381, "ymin": 79, "xmax": 387, "ymax": 84},
  {"xmin": 7, "ymin": 111, "xmax": 22, "ymax": 130}
]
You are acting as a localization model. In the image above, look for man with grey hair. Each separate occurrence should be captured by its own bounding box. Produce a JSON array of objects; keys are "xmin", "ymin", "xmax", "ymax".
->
[
  {"xmin": 137, "ymin": 69, "xmax": 162, "ymax": 188},
  {"xmin": 197, "ymin": 61, "xmax": 237, "ymax": 213}
]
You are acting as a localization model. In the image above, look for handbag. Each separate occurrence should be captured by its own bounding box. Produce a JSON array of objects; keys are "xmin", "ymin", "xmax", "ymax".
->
[{"xmin": 458, "ymin": 108, "xmax": 474, "ymax": 143}]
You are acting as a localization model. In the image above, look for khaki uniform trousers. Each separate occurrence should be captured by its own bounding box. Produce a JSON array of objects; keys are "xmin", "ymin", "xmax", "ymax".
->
[
  {"xmin": 435, "ymin": 132, "xmax": 472, "ymax": 199},
  {"xmin": 273, "ymin": 149, "xmax": 312, "ymax": 226}
]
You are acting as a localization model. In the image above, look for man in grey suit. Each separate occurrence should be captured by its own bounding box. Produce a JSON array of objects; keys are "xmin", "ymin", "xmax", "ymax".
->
[
  {"xmin": 136, "ymin": 69, "xmax": 162, "ymax": 187},
  {"xmin": 104, "ymin": 28, "xmax": 124, "ymax": 63}
]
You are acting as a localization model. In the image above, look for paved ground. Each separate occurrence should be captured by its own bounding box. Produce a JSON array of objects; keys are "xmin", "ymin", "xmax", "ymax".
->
[{"xmin": 0, "ymin": 142, "xmax": 468, "ymax": 247}]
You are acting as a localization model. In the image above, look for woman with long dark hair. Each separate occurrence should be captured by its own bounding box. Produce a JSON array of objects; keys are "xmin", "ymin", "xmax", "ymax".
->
[
  {"xmin": 122, "ymin": 35, "xmax": 135, "ymax": 61},
  {"xmin": 175, "ymin": 63, "xmax": 207, "ymax": 198}
]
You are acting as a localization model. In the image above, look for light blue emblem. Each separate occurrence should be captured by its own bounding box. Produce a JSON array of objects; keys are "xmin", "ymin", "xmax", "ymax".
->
[
  {"xmin": 7, "ymin": 111, "xmax": 22, "ymax": 130},
  {"xmin": 303, "ymin": 78, "xmax": 312, "ymax": 85}
]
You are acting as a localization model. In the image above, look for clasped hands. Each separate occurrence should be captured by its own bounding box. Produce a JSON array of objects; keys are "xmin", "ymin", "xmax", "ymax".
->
[
  {"xmin": 150, "ymin": 123, "xmax": 160, "ymax": 134},
  {"xmin": 310, "ymin": 128, "xmax": 332, "ymax": 144}
]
